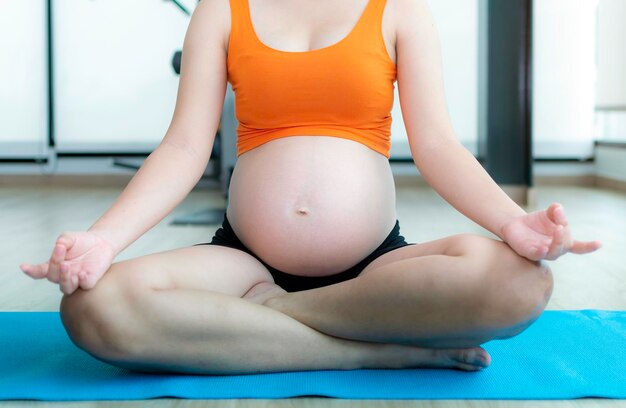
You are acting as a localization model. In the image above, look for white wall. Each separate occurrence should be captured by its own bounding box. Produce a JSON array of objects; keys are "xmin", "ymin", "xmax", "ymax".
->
[
  {"xmin": 53, "ymin": 0, "xmax": 196, "ymax": 152},
  {"xmin": 596, "ymin": 0, "xmax": 626, "ymax": 108},
  {"xmin": 595, "ymin": 145, "xmax": 626, "ymax": 182},
  {"xmin": 594, "ymin": 112, "xmax": 626, "ymax": 141},
  {"xmin": 390, "ymin": 0, "xmax": 478, "ymax": 159},
  {"xmin": 594, "ymin": 0, "xmax": 626, "ymax": 142},
  {"xmin": 0, "ymin": 1, "xmax": 48, "ymax": 158},
  {"xmin": 532, "ymin": 0, "xmax": 598, "ymax": 158}
]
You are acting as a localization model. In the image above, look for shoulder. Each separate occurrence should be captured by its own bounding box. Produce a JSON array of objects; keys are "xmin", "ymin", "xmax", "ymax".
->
[
  {"xmin": 389, "ymin": 0, "xmax": 434, "ymax": 40},
  {"xmin": 191, "ymin": 0, "xmax": 232, "ymax": 53}
]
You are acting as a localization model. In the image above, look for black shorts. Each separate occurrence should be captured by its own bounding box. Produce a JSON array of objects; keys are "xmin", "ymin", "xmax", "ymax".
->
[{"xmin": 193, "ymin": 213, "xmax": 415, "ymax": 292}]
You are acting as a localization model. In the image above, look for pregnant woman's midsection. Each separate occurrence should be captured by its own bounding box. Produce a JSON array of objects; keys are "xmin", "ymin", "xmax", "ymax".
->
[{"xmin": 226, "ymin": 136, "xmax": 398, "ymax": 277}]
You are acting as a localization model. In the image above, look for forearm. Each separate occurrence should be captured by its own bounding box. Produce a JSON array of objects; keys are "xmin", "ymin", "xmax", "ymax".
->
[
  {"xmin": 414, "ymin": 140, "xmax": 526, "ymax": 239},
  {"xmin": 88, "ymin": 141, "xmax": 210, "ymax": 255}
]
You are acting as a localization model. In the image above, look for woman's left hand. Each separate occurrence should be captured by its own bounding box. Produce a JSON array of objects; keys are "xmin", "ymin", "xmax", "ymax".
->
[{"xmin": 500, "ymin": 202, "xmax": 602, "ymax": 261}]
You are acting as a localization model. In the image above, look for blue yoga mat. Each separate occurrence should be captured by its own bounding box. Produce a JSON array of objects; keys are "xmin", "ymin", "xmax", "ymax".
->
[{"xmin": 1, "ymin": 310, "xmax": 625, "ymax": 401}]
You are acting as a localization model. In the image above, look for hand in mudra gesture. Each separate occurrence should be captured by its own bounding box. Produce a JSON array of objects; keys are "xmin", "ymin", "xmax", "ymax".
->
[
  {"xmin": 20, "ymin": 231, "xmax": 116, "ymax": 295},
  {"xmin": 500, "ymin": 202, "xmax": 602, "ymax": 262}
]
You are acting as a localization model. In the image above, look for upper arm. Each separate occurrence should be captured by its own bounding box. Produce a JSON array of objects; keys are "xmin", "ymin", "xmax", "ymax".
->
[
  {"xmin": 396, "ymin": 0, "xmax": 459, "ymax": 157},
  {"xmin": 161, "ymin": 0, "xmax": 230, "ymax": 159}
]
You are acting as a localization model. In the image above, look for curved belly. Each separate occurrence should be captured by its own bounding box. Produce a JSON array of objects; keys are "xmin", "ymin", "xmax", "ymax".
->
[{"xmin": 226, "ymin": 136, "xmax": 398, "ymax": 276}]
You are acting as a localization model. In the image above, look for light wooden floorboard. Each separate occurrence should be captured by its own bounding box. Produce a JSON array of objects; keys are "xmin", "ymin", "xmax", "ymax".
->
[{"xmin": 1, "ymin": 182, "xmax": 624, "ymax": 407}]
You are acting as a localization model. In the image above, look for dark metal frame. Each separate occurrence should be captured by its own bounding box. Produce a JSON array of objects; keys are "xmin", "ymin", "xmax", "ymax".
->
[
  {"xmin": 47, "ymin": 0, "xmax": 54, "ymax": 149},
  {"xmin": 480, "ymin": 0, "xmax": 533, "ymax": 187}
]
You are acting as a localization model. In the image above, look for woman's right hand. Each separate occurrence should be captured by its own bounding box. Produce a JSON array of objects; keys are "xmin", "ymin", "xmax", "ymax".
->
[{"xmin": 20, "ymin": 231, "xmax": 117, "ymax": 295}]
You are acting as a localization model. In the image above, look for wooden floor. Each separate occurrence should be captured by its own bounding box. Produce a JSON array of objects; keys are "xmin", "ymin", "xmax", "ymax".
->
[{"xmin": 1, "ymin": 180, "xmax": 625, "ymax": 408}]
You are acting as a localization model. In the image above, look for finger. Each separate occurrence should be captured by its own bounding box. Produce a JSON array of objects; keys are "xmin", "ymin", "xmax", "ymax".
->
[
  {"xmin": 67, "ymin": 263, "xmax": 83, "ymax": 293},
  {"xmin": 570, "ymin": 240, "xmax": 603, "ymax": 254},
  {"xmin": 534, "ymin": 248, "xmax": 546, "ymax": 261},
  {"xmin": 20, "ymin": 262, "xmax": 49, "ymax": 279},
  {"xmin": 531, "ymin": 238, "xmax": 552, "ymax": 256},
  {"xmin": 47, "ymin": 244, "xmax": 67, "ymax": 283},
  {"xmin": 71, "ymin": 274, "xmax": 79, "ymax": 294},
  {"xmin": 545, "ymin": 225, "xmax": 565, "ymax": 260},
  {"xmin": 59, "ymin": 263, "xmax": 73, "ymax": 295},
  {"xmin": 527, "ymin": 245, "xmax": 545, "ymax": 261},
  {"xmin": 66, "ymin": 264, "xmax": 80, "ymax": 295},
  {"xmin": 546, "ymin": 203, "xmax": 561, "ymax": 224},
  {"xmin": 553, "ymin": 204, "xmax": 569, "ymax": 227},
  {"xmin": 79, "ymin": 270, "xmax": 98, "ymax": 290},
  {"xmin": 56, "ymin": 233, "xmax": 77, "ymax": 249}
]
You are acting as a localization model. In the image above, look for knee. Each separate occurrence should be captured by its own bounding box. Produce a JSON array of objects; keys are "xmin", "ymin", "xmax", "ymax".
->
[
  {"xmin": 503, "ymin": 259, "xmax": 554, "ymax": 338},
  {"xmin": 483, "ymin": 241, "xmax": 554, "ymax": 337},
  {"xmin": 452, "ymin": 235, "xmax": 554, "ymax": 337},
  {"xmin": 59, "ymin": 265, "xmax": 144, "ymax": 361}
]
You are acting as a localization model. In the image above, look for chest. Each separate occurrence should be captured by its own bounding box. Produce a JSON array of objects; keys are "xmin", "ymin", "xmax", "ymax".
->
[{"xmin": 245, "ymin": 0, "xmax": 396, "ymax": 63}]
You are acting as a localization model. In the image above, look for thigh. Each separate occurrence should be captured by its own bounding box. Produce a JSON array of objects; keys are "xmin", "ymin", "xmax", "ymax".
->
[
  {"xmin": 98, "ymin": 244, "xmax": 276, "ymax": 298},
  {"xmin": 59, "ymin": 244, "xmax": 276, "ymax": 361},
  {"xmin": 359, "ymin": 233, "xmax": 510, "ymax": 278}
]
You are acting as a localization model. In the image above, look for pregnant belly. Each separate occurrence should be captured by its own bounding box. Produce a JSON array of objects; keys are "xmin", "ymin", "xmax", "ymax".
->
[{"xmin": 226, "ymin": 136, "xmax": 398, "ymax": 276}]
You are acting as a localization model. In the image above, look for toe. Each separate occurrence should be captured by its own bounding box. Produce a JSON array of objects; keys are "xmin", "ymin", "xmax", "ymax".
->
[{"xmin": 447, "ymin": 347, "xmax": 491, "ymax": 370}]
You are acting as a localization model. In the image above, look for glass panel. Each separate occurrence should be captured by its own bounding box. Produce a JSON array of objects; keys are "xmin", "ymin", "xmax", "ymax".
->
[
  {"xmin": 532, "ymin": 0, "xmax": 598, "ymax": 159},
  {"xmin": 53, "ymin": 0, "xmax": 195, "ymax": 152},
  {"xmin": 390, "ymin": 0, "xmax": 479, "ymax": 159},
  {"xmin": 0, "ymin": 1, "xmax": 48, "ymax": 158},
  {"xmin": 594, "ymin": 0, "xmax": 626, "ymax": 142}
]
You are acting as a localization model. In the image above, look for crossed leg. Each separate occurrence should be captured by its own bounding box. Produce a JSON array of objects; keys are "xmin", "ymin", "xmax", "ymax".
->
[
  {"xmin": 263, "ymin": 233, "xmax": 554, "ymax": 348},
  {"xmin": 60, "ymin": 233, "xmax": 552, "ymax": 374},
  {"xmin": 59, "ymin": 244, "xmax": 495, "ymax": 375}
]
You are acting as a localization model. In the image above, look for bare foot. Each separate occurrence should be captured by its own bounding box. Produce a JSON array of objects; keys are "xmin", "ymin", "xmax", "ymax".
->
[
  {"xmin": 246, "ymin": 283, "xmax": 491, "ymax": 371},
  {"xmin": 380, "ymin": 343, "xmax": 492, "ymax": 371},
  {"xmin": 242, "ymin": 281, "xmax": 288, "ymax": 305}
]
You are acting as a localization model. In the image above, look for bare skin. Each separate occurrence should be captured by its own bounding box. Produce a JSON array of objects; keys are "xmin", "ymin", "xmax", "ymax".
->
[
  {"xmin": 21, "ymin": 0, "xmax": 601, "ymax": 375},
  {"xmin": 56, "ymin": 245, "xmax": 492, "ymax": 374}
]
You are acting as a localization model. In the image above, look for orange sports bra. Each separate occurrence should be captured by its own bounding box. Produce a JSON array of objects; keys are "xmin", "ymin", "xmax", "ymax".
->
[{"xmin": 227, "ymin": 0, "xmax": 397, "ymax": 158}]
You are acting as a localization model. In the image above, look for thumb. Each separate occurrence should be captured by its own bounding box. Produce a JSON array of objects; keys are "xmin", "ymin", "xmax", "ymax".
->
[{"xmin": 56, "ymin": 233, "xmax": 77, "ymax": 250}]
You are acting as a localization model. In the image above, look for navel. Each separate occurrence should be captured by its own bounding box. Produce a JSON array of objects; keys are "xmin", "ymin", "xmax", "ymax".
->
[{"xmin": 296, "ymin": 207, "xmax": 310, "ymax": 216}]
